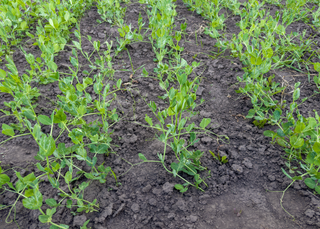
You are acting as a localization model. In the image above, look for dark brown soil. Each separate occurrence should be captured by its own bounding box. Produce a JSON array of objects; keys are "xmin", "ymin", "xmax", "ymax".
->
[{"xmin": 1, "ymin": 1, "xmax": 320, "ymax": 229}]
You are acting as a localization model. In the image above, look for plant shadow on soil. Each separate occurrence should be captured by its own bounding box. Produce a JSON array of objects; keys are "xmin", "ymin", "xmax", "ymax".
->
[{"xmin": 1, "ymin": 1, "xmax": 320, "ymax": 228}]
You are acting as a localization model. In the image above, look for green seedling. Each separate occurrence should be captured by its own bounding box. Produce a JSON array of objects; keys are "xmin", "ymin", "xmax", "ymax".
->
[
  {"xmin": 209, "ymin": 150, "xmax": 228, "ymax": 164},
  {"xmin": 139, "ymin": 58, "xmax": 228, "ymax": 192}
]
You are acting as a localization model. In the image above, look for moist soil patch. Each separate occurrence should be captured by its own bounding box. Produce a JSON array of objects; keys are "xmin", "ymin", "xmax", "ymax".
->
[{"xmin": 1, "ymin": 1, "xmax": 320, "ymax": 228}]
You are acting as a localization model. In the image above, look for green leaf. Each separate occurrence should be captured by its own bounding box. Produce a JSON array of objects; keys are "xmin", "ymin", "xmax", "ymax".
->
[
  {"xmin": 263, "ymin": 48, "xmax": 273, "ymax": 58},
  {"xmin": 39, "ymin": 135, "xmax": 56, "ymax": 157},
  {"xmin": 22, "ymin": 109, "xmax": 36, "ymax": 121},
  {"xmin": 305, "ymin": 178, "xmax": 316, "ymax": 189},
  {"xmin": 186, "ymin": 123, "xmax": 195, "ymax": 132},
  {"xmin": 48, "ymin": 176, "xmax": 59, "ymax": 188},
  {"xmin": 250, "ymin": 56, "xmax": 262, "ymax": 65},
  {"xmin": 276, "ymin": 138, "xmax": 287, "ymax": 147},
  {"xmin": 292, "ymin": 176, "xmax": 302, "ymax": 181},
  {"xmin": 93, "ymin": 40, "xmax": 100, "ymax": 51},
  {"xmin": 46, "ymin": 207, "xmax": 56, "ymax": 217},
  {"xmin": 0, "ymin": 69, "xmax": 6, "ymax": 79},
  {"xmin": 174, "ymin": 184, "xmax": 184, "ymax": 190},
  {"xmin": 64, "ymin": 11, "xmax": 70, "ymax": 21},
  {"xmin": 293, "ymin": 88, "xmax": 300, "ymax": 101},
  {"xmin": 145, "ymin": 114, "xmax": 153, "ymax": 126},
  {"xmin": 200, "ymin": 118, "xmax": 211, "ymax": 128},
  {"xmin": 117, "ymin": 79, "xmax": 122, "ymax": 89},
  {"xmin": 25, "ymin": 189, "xmax": 34, "ymax": 197},
  {"xmin": 72, "ymin": 41, "xmax": 81, "ymax": 50},
  {"xmin": 313, "ymin": 63, "xmax": 320, "ymax": 72},
  {"xmin": 20, "ymin": 21, "xmax": 28, "ymax": 30},
  {"xmin": 38, "ymin": 115, "xmax": 52, "ymax": 125},
  {"xmin": 2, "ymin": 124, "xmax": 14, "ymax": 136},
  {"xmin": 65, "ymin": 171, "xmax": 72, "ymax": 184},
  {"xmin": 281, "ymin": 168, "xmax": 292, "ymax": 180},
  {"xmin": 306, "ymin": 151, "xmax": 316, "ymax": 164},
  {"xmin": 49, "ymin": 18, "xmax": 55, "ymax": 28},
  {"xmin": 54, "ymin": 110, "xmax": 66, "ymax": 123},
  {"xmin": 89, "ymin": 144, "xmax": 109, "ymax": 154},
  {"xmin": 48, "ymin": 61, "xmax": 58, "ymax": 72},
  {"xmin": 69, "ymin": 128, "xmax": 84, "ymax": 144},
  {"xmin": 272, "ymin": 110, "xmax": 281, "ymax": 121},
  {"xmin": 315, "ymin": 186, "xmax": 320, "ymax": 195},
  {"xmin": 178, "ymin": 118, "xmax": 186, "ymax": 130},
  {"xmin": 294, "ymin": 122, "xmax": 306, "ymax": 133},
  {"xmin": 83, "ymin": 77, "xmax": 93, "ymax": 85},
  {"xmin": 263, "ymin": 130, "xmax": 275, "ymax": 138},
  {"xmin": 33, "ymin": 123, "xmax": 41, "ymax": 140},
  {"xmin": 80, "ymin": 220, "xmax": 90, "ymax": 229},
  {"xmin": 0, "ymin": 174, "xmax": 10, "ymax": 188},
  {"xmin": 221, "ymin": 156, "xmax": 228, "ymax": 163},
  {"xmin": 66, "ymin": 199, "xmax": 72, "ymax": 208},
  {"xmin": 313, "ymin": 142, "xmax": 320, "ymax": 153},
  {"xmin": 138, "ymin": 153, "xmax": 147, "ymax": 161},
  {"xmin": 177, "ymin": 73, "xmax": 187, "ymax": 85},
  {"xmin": 22, "ymin": 189, "xmax": 43, "ymax": 210},
  {"xmin": 174, "ymin": 184, "xmax": 188, "ymax": 193},
  {"xmin": 290, "ymin": 135, "xmax": 304, "ymax": 149},
  {"xmin": 77, "ymin": 105, "xmax": 86, "ymax": 116},
  {"xmin": 39, "ymin": 215, "xmax": 50, "ymax": 223},
  {"xmin": 190, "ymin": 132, "xmax": 196, "ymax": 144},
  {"xmin": 46, "ymin": 198, "xmax": 58, "ymax": 207}
]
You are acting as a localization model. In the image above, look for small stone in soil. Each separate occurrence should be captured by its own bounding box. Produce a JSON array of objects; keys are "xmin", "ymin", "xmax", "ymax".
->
[
  {"xmin": 162, "ymin": 182, "xmax": 175, "ymax": 193},
  {"xmin": 142, "ymin": 184, "xmax": 152, "ymax": 193},
  {"xmin": 231, "ymin": 164, "xmax": 243, "ymax": 174},
  {"xmin": 96, "ymin": 203, "xmax": 113, "ymax": 223},
  {"xmin": 196, "ymin": 87, "xmax": 205, "ymax": 96},
  {"xmin": 98, "ymin": 32, "xmax": 106, "ymax": 38},
  {"xmin": 131, "ymin": 203, "xmax": 140, "ymax": 213},
  {"xmin": 268, "ymin": 175, "xmax": 276, "ymax": 181},
  {"xmin": 305, "ymin": 209, "xmax": 315, "ymax": 218},
  {"xmin": 189, "ymin": 215, "xmax": 198, "ymax": 223},
  {"xmin": 149, "ymin": 198, "xmax": 157, "ymax": 206},
  {"xmin": 173, "ymin": 199, "xmax": 187, "ymax": 211},
  {"xmin": 242, "ymin": 158, "xmax": 253, "ymax": 168},
  {"xmin": 200, "ymin": 110, "xmax": 211, "ymax": 118},
  {"xmin": 168, "ymin": 212, "xmax": 175, "ymax": 219}
]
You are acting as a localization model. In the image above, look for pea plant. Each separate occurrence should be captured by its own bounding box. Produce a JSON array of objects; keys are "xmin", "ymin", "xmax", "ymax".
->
[
  {"xmin": 0, "ymin": 0, "xmax": 94, "ymax": 63},
  {"xmin": 282, "ymin": 0, "xmax": 310, "ymax": 26},
  {"xmin": 0, "ymin": 28, "xmax": 123, "ymax": 228},
  {"xmin": 192, "ymin": 0, "xmax": 320, "ymax": 200},
  {"xmin": 263, "ymin": 82, "xmax": 320, "ymax": 196},
  {"xmin": 139, "ymin": 59, "xmax": 229, "ymax": 193},
  {"xmin": 95, "ymin": 0, "xmax": 128, "ymax": 26},
  {"xmin": 182, "ymin": 0, "xmax": 225, "ymax": 38},
  {"xmin": 144, "ymin": 0, "xmax": 177, "ymax": 66},
  {"xmin": 0, "ymin": 0, "xmax": 34, "ymax": 60}
]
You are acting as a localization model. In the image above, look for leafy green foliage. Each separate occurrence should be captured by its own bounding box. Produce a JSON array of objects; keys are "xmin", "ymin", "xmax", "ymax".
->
[
  {"xmin": 143, "ymin": 57, "xmax": 228, "ymax": 191},
  {"xmin": 0, "ymin": 24, "xmax": 121, "ymax": 228},
  {"xmin": 183, "ymin": 0, "xmax": 225, "ymax": 38},
  {"xmin": 95, "ymin": 0, "xmax": 127, "ymax": 26}
]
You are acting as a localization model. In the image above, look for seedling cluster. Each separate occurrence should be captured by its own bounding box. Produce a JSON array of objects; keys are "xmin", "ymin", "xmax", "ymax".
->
[{"xmin": 0, "ymin": 0, "xmax": 320, "ymax": 227}]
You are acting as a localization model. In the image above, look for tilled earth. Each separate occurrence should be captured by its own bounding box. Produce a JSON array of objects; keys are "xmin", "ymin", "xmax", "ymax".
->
[{"xmin": 1, "ymin": 1, "xmax": 320, "ymax": 229}]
